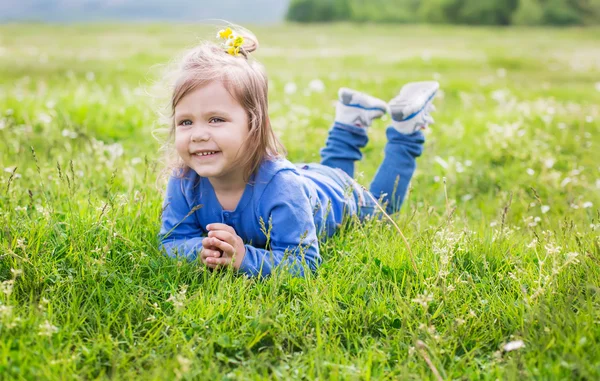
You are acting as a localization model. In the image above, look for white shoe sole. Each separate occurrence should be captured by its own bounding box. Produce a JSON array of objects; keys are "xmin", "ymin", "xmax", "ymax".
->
[{"xmin": 389, "ymin": 81, "xmax": 439, "ymax": 121}]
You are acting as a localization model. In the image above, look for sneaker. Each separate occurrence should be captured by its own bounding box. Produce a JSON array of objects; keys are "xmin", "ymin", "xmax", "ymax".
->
[
  {"xmin": 389, "ymin": 81, "xmax": 439, "ymax": 134},
  {"xmin": 335, "ymin": 87, "xmax": 388, "ymax": 129}
]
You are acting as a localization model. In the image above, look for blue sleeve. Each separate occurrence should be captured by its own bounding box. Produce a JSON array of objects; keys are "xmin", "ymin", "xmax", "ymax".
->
[
  {"xmin": 238, "ymin": 172, "xmax": 322, "ymax": 278},
  {"xmin": 158, "ymin": 176, "xmax": 204, "ymax": 261}
]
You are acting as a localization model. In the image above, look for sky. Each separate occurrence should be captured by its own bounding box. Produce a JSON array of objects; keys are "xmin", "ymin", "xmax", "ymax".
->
[{"xmin": 0, "ymin": 0, "xmax": 290, "ymax": 23}]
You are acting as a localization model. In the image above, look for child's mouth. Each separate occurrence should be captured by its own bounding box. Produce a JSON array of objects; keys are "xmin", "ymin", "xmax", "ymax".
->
[{"xmin": 194, "ymin": 151, "xmax": 220, "ymax": 159}]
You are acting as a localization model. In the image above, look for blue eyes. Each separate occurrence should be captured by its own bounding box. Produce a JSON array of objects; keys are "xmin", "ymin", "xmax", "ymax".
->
[{"xmin": 177, "ymin": 117, "xmax": 225, "ymax": 126}]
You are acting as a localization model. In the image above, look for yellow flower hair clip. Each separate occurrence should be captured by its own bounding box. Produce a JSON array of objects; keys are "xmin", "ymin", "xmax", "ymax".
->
[{"xmin": 216, "ymin": 28, "xmax": 245, "ymax": 57}]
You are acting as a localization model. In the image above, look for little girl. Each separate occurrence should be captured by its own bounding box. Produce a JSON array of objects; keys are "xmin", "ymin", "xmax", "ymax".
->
[{"xmin": 159, "ymin": 27, "xmax": 438, "ymax": 278}]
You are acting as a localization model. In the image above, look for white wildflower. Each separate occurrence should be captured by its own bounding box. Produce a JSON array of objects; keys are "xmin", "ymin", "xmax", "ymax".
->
[
  {"xmin": 412, "ymin": 292, "xmax": 434, "ymax": 308},
  {"xmin": 544, "ymin": 158, "xmax": 555, "ymax": 168},
  {"xmin": 434, "ymin": 156, "xmax": 448, "ymax": 169},
  {"xmin": 565, "ymin": 252, "xmax": 580, "ymax": 265},
  {"xmin": 503, "ymin": 340, "xmax": 525, "ymax": 352},
  {"xmin": 526, "ymin": 168, "xmax": 535, "ymax": 176},
  {"xmin": 38, "ymin": 320, "xmax": 59, "ymax": 337},
  {"xmin": 582, "ymin": 202, "xmax": 593, "ymax": 209},
  {"xmin": 167, "ymin": 285, "xmax": 188, "ymax": 312},
  {"xmin": 541, "ymin": 205, "xmax": 550, "ymax": 214},
  {"xmin": 10, "ymin": 268, "xmax": 22, "ymax": 278},
  {"xmin": 61, "ymin": 129, "xmax": 77, "ymax": 139},
  {"xmin": 561, "ymin": 177, "xmax": 572, "ymax": 187},
  {"xmin": 1, "ymin": 280, "xmax": 14, "ymax": 296},
  {"xmin": 86, "ymin": 71, "xmax": 95, "ymax": 81}
]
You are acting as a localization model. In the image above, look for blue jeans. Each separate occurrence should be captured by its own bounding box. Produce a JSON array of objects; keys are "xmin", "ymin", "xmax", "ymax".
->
[{"xmin": 319, "ymin": 122, "xmax": 424, "ymax": 218}]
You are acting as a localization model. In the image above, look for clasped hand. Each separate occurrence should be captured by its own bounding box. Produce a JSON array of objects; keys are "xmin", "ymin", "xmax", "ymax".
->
[{"xmin": 200, "ymin": 223, "xmax": 246, "ymax": 270}]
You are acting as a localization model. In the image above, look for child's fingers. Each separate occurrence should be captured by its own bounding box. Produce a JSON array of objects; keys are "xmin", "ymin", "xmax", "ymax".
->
[
  {"xmin": 209, "ymin": 238, "xmax": 235, "ymax": 256},
  {"xmin": 208, "ymin": 230, "xmax": 235, "ymax": 246},
  {"xmin": 205, "ymin": 256, "xmax": 232, "ymax": 268},
  {"xmin": 206, "ymin": 223, "xmax": 236, "ymax": 235},
  {"xmin": 201, "ymin": 247, "xmax": 221, "ymax": 259}
]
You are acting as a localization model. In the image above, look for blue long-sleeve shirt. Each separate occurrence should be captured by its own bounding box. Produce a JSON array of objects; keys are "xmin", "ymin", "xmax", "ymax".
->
[{"xmin": 159, "ymin": 158, "xmax": 360, "ymax": 278}]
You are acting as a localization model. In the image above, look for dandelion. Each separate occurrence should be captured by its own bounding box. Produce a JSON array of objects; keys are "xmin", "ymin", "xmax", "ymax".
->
[
  {"xmin": 284, "ymin": 82, "xmax": 297, "ymax": 95},
  {"xmin": 308, "ymin": 79, "xmax": 325, "ymax": 93},
  {"xmin": 544, "ymin": 158, "xmax": 555, "ymax": 168},
  {"xmin": 38, "ymin": 320, "xmax": 59, "ymax": 337},
  {"xmin": 503, "ymin": 340, "xmax": 525, "ymax": 352}
]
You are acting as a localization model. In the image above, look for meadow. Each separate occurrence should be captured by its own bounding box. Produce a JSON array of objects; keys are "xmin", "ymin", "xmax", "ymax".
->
[{"xmin": 0, "ymin": 23, "xmax": 599, "ymax": 379}]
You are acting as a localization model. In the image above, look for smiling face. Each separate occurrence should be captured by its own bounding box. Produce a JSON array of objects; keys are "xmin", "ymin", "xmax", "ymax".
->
[{"xmin": 174, "ymin": 80, "xmax": 250, "ymax": 184}]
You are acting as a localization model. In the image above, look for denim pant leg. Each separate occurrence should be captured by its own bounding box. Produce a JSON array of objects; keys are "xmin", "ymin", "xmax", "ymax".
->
[
  {"xmin": 319, "ymin": 122, "xmax": 379, "ymax": 220},
  {"xmin": 370, "ymin": 127, "xmax": 425, "ymax": 214},
  {"xmin": 319, "ymin": 122, "xmax": 368, "ymax": 178}
]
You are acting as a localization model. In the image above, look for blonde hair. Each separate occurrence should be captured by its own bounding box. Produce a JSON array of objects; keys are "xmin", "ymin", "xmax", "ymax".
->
[{"xmin": 157, "ymin": 26, "xmax": 286, "ymax": 182}]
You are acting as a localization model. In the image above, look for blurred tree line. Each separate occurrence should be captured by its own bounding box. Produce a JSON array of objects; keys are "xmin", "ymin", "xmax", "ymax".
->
[{"xmin": 286, "ymin": 0, "xmax": 600, "ymax": 25}]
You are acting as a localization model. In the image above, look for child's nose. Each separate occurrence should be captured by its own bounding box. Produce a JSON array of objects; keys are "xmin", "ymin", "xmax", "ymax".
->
[{"xmin": 190, "ymin": 126, "xmax": 210, "ymax": 142}]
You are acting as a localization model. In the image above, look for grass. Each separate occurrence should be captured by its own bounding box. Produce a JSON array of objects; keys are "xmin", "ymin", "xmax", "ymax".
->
[{"xmin": 0, "ymin": 23, "xmax": 599, "ymax": 379}]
